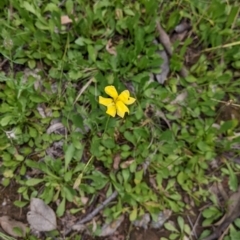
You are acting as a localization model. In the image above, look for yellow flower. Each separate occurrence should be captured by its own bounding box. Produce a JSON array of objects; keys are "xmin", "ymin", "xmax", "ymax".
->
[{"xmin": 99, "ymin": 86, "xmax": 136, "ymax": 118}]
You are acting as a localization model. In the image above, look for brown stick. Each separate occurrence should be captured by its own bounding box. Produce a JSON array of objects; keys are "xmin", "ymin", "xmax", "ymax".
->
[
  {"xmin": 64, "ymin": 190, "xmax": 118, "ymax": 236},
  {"xmin": 156, "ymin": 21, "xmax": 188, "ymax": 78}
]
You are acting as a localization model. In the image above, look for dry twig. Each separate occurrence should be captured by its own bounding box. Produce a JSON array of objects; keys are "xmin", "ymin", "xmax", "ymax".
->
[
  {"xmin": 64, "ymin": 190, "xmax": 118, "ymax": 236},
  {"xmin": 156, "ymin": 21, "xmax": 188, "ymax": 78},
  {"xmin": 0, "ymin": 59, "xmax": 8, "ymax": 70},
  {"xmin": 203, "ymin": 185, "xmax": 240, "ymax": 240}
]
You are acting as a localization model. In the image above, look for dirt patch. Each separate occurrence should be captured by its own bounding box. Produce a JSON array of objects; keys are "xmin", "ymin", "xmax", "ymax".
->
[{"xmin": 0, "ymin": 183, "xmax": 26, "ymax": 220}]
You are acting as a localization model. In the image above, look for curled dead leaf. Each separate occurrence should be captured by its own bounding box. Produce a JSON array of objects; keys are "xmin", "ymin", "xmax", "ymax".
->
[
  {"xmin": 106, "ymin": 39, "xmax": 117, "ymax": 56},
  {"xmin": 170, "ymin": 91, "xmax": 188, "ymax": 105},
  {"xmin": 81, "ymin": 196, "xmax": 89, "ymax": 205},
  {"xmin": 150, "ymin": 210, "xmax": 172, "ymax": 229},
  {"xmin": 0, "ymin": 216, "xmax": 27, "ymax": 237},
  {"xmin": 100, "ymin": 215, "xmax": 124, "ymax": 237},
  {"xmin": 113, "ymin": 153, "xmax": 121, "ymax": 170},
  {"xmin": 73, "ymin": 173, "xmax": 83, "ymax": 189},
  {"xmin": 175, "ymin": 22, "xmax": 191, "ymax": 33},
  {"xmin": 72, "ymin": 224, "xmax": 86, "ymax": 232},
  {"xmin": 61, "ymin": 15, "xmax": 72, "ymax": 24},
  {"xmin": 226, "ymin": 186, "xmax": 240, "ymax": 219},
  {"xmin": 120, "ymin": 159, "xmax": 135, "ymax": 169},
  {"xmin": 133, "ymin": 213, "xmax": 150, "ymax": 229},
  {"xmin": 47, "ymin": 122, "xmax": 65, "ymax": 134},
  {"xmin": 154, "ymin": 48, "xmax": 169, "ymax": 84},
  {"xmin": 115, "ymin": 9, "xmax": 123, "ymax": 19}
]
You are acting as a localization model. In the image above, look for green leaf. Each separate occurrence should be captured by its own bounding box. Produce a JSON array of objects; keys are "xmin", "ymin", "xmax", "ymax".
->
[
  {"xmin": 177, "ymin": 216, "xmax": 184, "ymax": 232},
  {"xmin": 164, "ymin": 222, "xmax": 179, "ymax": 232},
  {"xmin": 202, "ymin": 206, "xmax": 220, "ymax": 218},
  {"xmin": 29, "ymin": 126, "xmax": 38, "ymax": 138},
  {"xmin": 65, "ymin": 144, "xmax": 75, "ymax": 170},
  {"xmin": 197, "ymin": 141, "xmax": 211, "ymax": 152},
  {"xmin": 64, "ymin": 171, "xmax": 72, "ymax": 182},
  {"xmin": 169, "ymin": 233, "xmax": 180, "ymax": 240},
  {"xmin": 101, "ymin": 138, "xmax": 115, "ymax": 149},
  {"xmin": 44, "ymin": 3, "xmax": 59, "ymax": 12},
  {"xmin": 25, "ymin": 178, "xmax": 44, "ymax": 186},
  {"xmin": 14, "ymin": 200, "xmax": 28, "ymax": 208},
  {"xmin": 75, "ymin": 37, "xmax": 85, "ymax": 46},
  {"xmin": 28, "ymin": 59, "xmax": 36, "ymax": 69},
  {"xmin": 87, "ymin": 45, "xmax": 97, "ymax": 62},
  {"xmin": 0, "ymin": 115, "xmax": 12, "ymax": 126},
  {"xmin": 66, "ymin": 0, "xmax": 73, "ymax": 15},
  {"xmin": 199, "ymin": 230, "xmax": 211, "ymax": 239},
  {"xmin": 15, "ymin": 155, "xmax": 24, "ymax": 161},
  {"xmin": 123, "ymin": 131, "xmax": 136, "ymax": 145},
  {"xmin": 56, "ymin": 198, "xmax": 66, "ymax": 217},
  {"xmin": 220, "ymin": 120, "xmax": 238, "ymax": 133},
  {"xmin": 230, "ymin": 231, "xmax": 240, "ymax": 239},
  {"xmin": 90, "ymin": 137, "xmax": 102, "ymax": 157},
  {"xmin": 123, "ymin": 8, "xmax": 135, "ymax": 16},
  {"xmin": 129, "ymin": 206, "xmax": 137, "ymax": 221},
  {"xmin": 134, "ymin": 170, "xmax": 143, "ymax": 185},
  {"xmin": 226, "ymin": 162, "xmax": 238, "ymax": 191},
  {"xmin": 177, "ymin": 172, "xmax": 186, "ymax": 186},
  {"xmin": 2, "ymin": 178, "xmax": 10, "ymax": 187},
  {"xmin": 63, "ymin": 186, "xmax": 74, "ymax": 202},
  {"xmin": 234, "ymin": 218, "xmax": 240, "ymax": 228},
  {"xmin": 226, "ymin": 6, "xmax": 239, "ymax": 27},
  {"xmin": 22, "ymin": 1, "xmax": 38, "ymax": 16},
  {"xmin": 122, "ymin": 169, "xmax": 130, "ymax": 183},
  {"xmin": 30, "ymin": 94, "xmax": 46, "ymax": 103},
  {"xmin": 185, "ymin": 75, "xmax": 197, "ymax": 83}
]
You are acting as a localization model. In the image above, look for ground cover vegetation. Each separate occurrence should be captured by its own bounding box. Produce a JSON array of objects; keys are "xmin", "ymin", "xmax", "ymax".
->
[{"xmin": 0, "ymin": 0, "xmax": 240, "ymax": 239}]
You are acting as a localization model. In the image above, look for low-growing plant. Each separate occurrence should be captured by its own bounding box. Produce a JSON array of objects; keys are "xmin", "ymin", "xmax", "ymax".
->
[{"xmin": 0, "ymin": 0, "xmax": 240, "ymax": 238}]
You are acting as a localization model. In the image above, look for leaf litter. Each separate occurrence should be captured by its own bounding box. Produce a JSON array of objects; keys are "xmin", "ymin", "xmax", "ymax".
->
[
  {"xmin": 0, "ymin": 0, "xmax": 239, "ymax": 239},
  {"xmin": 27, "ymin": 198, "xmax": 57, "ymax": 232},
  {"xmin": 202, "ymin": 185, "xmax": 240, "ymax": 240},
  {"xmin": 0, "ymin": 216, "xmax": 27, "ymax": 238}
]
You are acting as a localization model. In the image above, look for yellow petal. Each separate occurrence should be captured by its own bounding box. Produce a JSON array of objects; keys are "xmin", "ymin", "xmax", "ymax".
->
[
  {"xmin": 116, "ymin": 101, "xmax": 129, "ymax": 118},
  {"xmin": 118, "ymin": 90, "xmax": 136, "ymax": 105},
  {"xmin": 106, "ymin": 105, "xmax": 117, "ymax": 117},
  {"xmin": 105, "ymin": 86, "xmax": 118, "ymax": 100},
  {"xmin": 99, "ymin": 96, "xmax": 114, "ymax": 106}
]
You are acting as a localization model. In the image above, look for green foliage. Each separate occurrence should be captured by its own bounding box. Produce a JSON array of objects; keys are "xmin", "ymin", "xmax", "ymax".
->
[
  {"xmin": 0, "ymin": 0, "xmax": 240, "ymax": 238},
  {"xmin": 163, "ymin": 216, "xmax": 191, "ymax": 240}
]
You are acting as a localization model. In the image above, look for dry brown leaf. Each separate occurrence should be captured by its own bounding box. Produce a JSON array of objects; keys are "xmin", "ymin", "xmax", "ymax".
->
[
  {"xmin": 170, "ymin": 91, "xmax": 188, "ymax": 105},
  {"xmin": 153, "ymin": 44, "xmax": 169, "ymax": 84},
  {"xmin": 0, "ymin": 216, "xmax": 27, "ymax": 237},
  {"xmin": 133, "ymin": 213, "xmax": 150, "ymax": 229},
  {"xmin": 47, "ymin": 122, "xmax": 65, "ymax": 134},
  {"xmin": 106, "ymin": 39, "xmax": 117, "ymax": 56},
  {"xmin": 72, "ymin": 224, "xmax": 86, "ymax": 232},
  {"xmin": 202, "ymin": 185, "xmax": 240, "ymax": 240},
  {"xmin": 150, "ymin": 210, "xmax": 172, "ymax": 229},
  {"xmin": 61, "ymin": 15, "xmax": 72, "ymax": 24},
  {"xmin": 175, "ymin": 22, "xmax": 191, "ymax": 33},
  {"xmin": 120, "ymin": 159, "xmax": 135, "ymax": 169},
  {"xmin": 226, "ymin": 187, "xmax": 240, "ymax": 219},
  {"xmin": 100, "ymin": 215, "xmax": 124, "ymax": 237},
  {"xmin": 113, "ymin": 153, "xmax": 121, "ymax": 170},
  {"xmin": 115, "ymin": 9, "xmax": 123, "ymax": 19},
  {"xmin": 27, "ymin": 198, "xmax": 57, "ymax": 232},
  {"xmin": 81, "ymin": 196, "xmax": 89, "ymax": 205}
]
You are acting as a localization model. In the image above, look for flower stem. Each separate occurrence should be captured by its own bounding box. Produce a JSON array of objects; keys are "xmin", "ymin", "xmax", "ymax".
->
[{"xmin": 104, "ymin": 115, "xmax": 110, "ymax": 134}]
